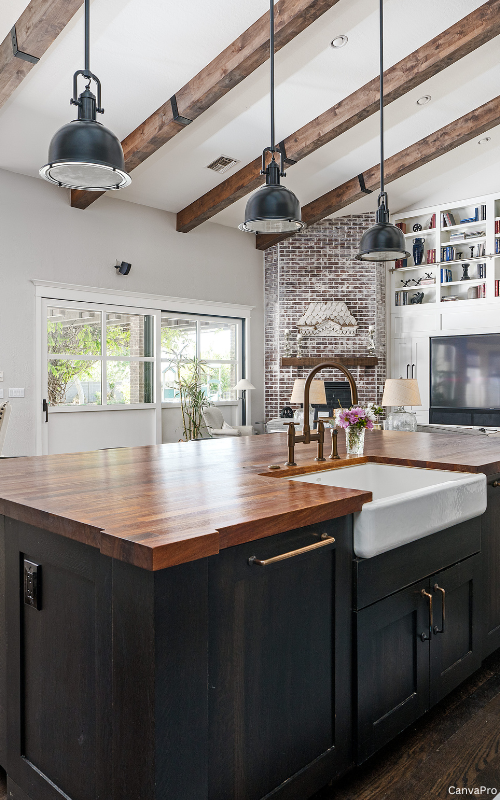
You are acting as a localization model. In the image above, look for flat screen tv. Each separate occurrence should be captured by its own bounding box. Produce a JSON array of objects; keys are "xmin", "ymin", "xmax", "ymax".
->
[{"xmin": 430, "ymin": 333, "xmax": 500, "ymax": 410}]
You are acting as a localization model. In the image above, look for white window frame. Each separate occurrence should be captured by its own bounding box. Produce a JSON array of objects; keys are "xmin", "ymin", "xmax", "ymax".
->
[
  {"xmin": 160, "ymin": 312, "xmax": 243, "ymax": 407},
  {"xmin": 34, "ymin": 281, "xmax": 254, "ymax": 455}
]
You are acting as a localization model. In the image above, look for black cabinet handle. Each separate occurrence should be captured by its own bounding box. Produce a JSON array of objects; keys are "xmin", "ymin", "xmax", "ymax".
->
[
  {"xmin": 42, "ymin": 398, "xmax": 48, "ymax": 423},
  {"xmin": 248, "ymin": 534, "xmax": 334, "ymax": 566},
  {"xmin": 406, "ymin": 364, "xmax": 410, "ymax": 379},
  {"xmin": 420, "ymin": 589, "xmax": 433, "ymax": 641},
  {"xmin": 411, "ymin": 364, "xmax": 416, "ymax": 379},
  {"xmin": 433, "ymin": 584, "xmax": 445, "ymax": 634}
]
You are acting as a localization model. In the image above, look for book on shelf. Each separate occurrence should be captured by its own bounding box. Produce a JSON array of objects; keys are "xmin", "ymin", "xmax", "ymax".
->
[
  {"xmin": 478, "ymin": 283, "xmax": 487, "ymax": 299},
  {"xmin": 495, "ymin": 280, "xmax": 500, "ymax": 297},
  {"xmin": 395, "ymin": 291, "xmax": 409, "ymax": 306},
  {"xmin": 430, "ymin": 213, "xmax": 436, "ymax": 229},
  {"xmin": 394, "ymin": 258, "xmax": 408, "ymax": 269},
  {"xmin": 441, "ymin": 212, "xmax": 456, "ymax": 227},
  {"xmin": 467, "ymin": 286, "xmax": 479, "ymax": 300},
  {"xmin": 396, "ymin": 221, "xmax": 406, "ymax": 233},
  {"xmin": 441, "ymin": 246, "xmax": 455, "ymax": 262},
  {"xmin": 426, "ymin": 248, "xmax": 436, "ymax": 264},
  {"xmin": 495, "ymin": 220, "xmax": 500, "ymax": 234},
  {"xmin": 481, "ymin": 204, "xmax": 487, "ymax": 221},
  {"xmin": 478, "ymin": 263, "xmax": 487, "ymax": 279},
  {"xmin": 440, "ymin": 268, "xmax": 453, "ymax": 283}
]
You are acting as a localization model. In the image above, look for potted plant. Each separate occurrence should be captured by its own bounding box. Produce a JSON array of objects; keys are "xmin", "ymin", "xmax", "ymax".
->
[
  {"xmin": 175, "ymin": 357, "xmax": 212, "ymax": 441},
  {"xmin": 335, "ymin": 406, "xmax": 374, "ymax": 457}
]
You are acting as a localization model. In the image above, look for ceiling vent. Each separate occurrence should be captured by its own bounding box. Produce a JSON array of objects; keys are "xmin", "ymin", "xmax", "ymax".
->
[{"xmin": 206, "ymin": 155, "xmax": 240, "ymax": 174}]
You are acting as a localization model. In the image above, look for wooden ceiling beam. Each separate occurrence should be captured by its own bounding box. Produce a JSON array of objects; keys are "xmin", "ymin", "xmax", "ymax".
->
[
  {"xmin": 254, "ymin": 95, "xmax": 500, "ymax": 250},
  {"xmin": 70, "ymin": 0, "xmax": 340, "ymax": 211},
  {"xmin": 0, "ymin": 0, "xmax": 83, "ymax": 110},
  {"xmin": 176, "ymin": 0, "xmax": 500, "ymax": 233}
]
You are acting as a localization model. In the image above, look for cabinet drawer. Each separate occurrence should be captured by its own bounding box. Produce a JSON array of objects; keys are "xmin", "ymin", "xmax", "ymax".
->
[{"xmin": 354, "ymin": 517, "xmax": 481, "ymax": 610}]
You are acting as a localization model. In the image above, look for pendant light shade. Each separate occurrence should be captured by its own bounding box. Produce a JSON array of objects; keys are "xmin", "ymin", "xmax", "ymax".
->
[
  {"xmin": 357, "ymin": 192, "xmax": 409, "ymax": 261},
  {"xmin": 239, "ymin": 160, "xmax": 304, "ymax": 233},
  {"xmin": 239, "ymin": 1, "xmax": 304, "ymax": 235},
  {"xmin": 40, "ymin": 0, "xmax": 130, "ymax": 191},
  {"xmin": 356, "ymin": 0, "xmax": 409, "ymax": 263}
]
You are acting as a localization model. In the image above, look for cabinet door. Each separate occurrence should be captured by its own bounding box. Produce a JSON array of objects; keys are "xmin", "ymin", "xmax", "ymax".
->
[
  {"xmin": 356, "ymin": 581, "xmax": 430, "ymax": 764},
  {"xmin": 208, "ymin": 518, "xmax": 352, "ymax": 800},
  {"xmin": 481, "ymin": 481, "xmax": 500, "ymax": 657},
  {"xmin": 392, "ymin": 338, "xmax": 412, "ymax": 380},
  {"xmin": 430, "ymin": 554, "xmax": 482, "ymax": 706}
]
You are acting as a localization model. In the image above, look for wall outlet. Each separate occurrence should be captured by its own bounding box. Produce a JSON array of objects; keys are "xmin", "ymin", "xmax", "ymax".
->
[
  {"xmin": 0, "ymin": 372, "xmax": 3, "ymax": 381},
  {"xmin": 9, "ymin": 388, "xmax": 24, "ymax": 398}
]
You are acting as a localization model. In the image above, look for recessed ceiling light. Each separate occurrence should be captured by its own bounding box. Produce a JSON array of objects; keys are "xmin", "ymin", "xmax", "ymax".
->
[
  {"xmin": 478, "ymin": 137, "xmax": 491, "ymax": 145},
  {"xmin": 416, "ymin": 95, "xmax": 431, "ymax": 106},
  {"xmin": 331, "ymin": 35, "xmax": 348, "ymax": 48}
]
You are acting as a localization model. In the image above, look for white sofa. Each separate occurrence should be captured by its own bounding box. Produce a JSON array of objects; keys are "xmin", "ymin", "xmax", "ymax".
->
[{"xmin": 202, "ymin": 407, "xmax": 253, "ymax": 437}]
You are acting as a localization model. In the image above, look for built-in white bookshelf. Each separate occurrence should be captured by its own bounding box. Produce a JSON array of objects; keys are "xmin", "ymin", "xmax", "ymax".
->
[
  {"xmin": 390, "ymin": 193, "xmax": 498, "ymax": 309},
  {"xmin": 388, "ymin": 191, "xmax": 500, "ymax": 426}
]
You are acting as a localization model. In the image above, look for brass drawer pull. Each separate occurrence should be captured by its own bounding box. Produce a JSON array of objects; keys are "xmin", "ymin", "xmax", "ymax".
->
[
  {"xmin": 433, "ymin": 584, "xmax": 445, "ymax": 634},
  {"xmin": 248, "ymin": 534, "xmax": 334, "ymax": 566},
  {"xmin": 492, "ymin": 481, "xmax": 500, "ymax": 487},
  {"xmin": 420, "ymin": 589, "xmax": 433, "ymax": 641}
]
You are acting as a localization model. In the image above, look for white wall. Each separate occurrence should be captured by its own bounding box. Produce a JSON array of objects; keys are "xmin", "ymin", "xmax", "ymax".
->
[{"xmin": 0, "ymin": 169, "xmax": 264, "ymax": 456}]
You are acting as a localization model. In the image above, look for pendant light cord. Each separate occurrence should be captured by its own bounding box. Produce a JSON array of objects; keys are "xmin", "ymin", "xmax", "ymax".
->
[
  {"xmin": 379, "ymin": 0, "xmax": 384, "ymax": 198},
  {"xmin": 85, "ymin": 0, "xmax": 90, "ymax": 73},
  {"xmin": 270, "ymin": 0, "xmax": 275, "ymax": 155}
]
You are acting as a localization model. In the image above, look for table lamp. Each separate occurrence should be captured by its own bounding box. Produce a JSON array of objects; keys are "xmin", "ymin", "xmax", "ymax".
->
[
  {"xmin": 290, "ymin": 379, "xmax": 326, "ymax": 428},
  {"xmin": 233, "ymin": 379, "xmax": 256, "ymax": 425},
  {"xmin": 381, "ymin": 379, "xmax": 421, "ymax": 432}
]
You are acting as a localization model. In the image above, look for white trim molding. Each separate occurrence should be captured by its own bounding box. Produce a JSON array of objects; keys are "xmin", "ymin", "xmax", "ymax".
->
[{"xmin": 32, "ymin": 280, "xmax": 254, "ymax": 318}]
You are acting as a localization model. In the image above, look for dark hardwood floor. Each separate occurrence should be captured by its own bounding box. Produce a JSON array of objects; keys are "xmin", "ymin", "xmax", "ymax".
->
[{"xmin": 314, "ymin": 650, "xmax": 500, "ymax": 800}]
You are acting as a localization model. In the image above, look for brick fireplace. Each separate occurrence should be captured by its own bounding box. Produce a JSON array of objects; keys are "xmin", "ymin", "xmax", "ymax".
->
[{"xmin": 264, "ymin": 214, "xmax": 387, "ymax": 420}]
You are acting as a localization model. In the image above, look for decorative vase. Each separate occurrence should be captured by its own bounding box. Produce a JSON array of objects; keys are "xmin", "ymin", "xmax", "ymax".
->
[
  {"xmin": 345, "ymin": 426, "xmax": 365, "ymax": 457},
  {"xmin": 461, "ymin": 263, "xmax": 471, "ymax": 281},
  {"xmin": 413, "ymin": 238, "xmax": 425, "ymax": 266}
]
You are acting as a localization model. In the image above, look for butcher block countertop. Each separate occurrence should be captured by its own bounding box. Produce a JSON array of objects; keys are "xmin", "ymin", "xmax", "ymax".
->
[{"xmin": 1, "ymin": 430, "xmax": 500, "ymax": 571}]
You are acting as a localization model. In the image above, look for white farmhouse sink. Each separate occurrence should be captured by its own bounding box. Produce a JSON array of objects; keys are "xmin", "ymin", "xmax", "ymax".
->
[{"xmin": 289, "ymin": 463, "xmax": 487, "ymax": 558}]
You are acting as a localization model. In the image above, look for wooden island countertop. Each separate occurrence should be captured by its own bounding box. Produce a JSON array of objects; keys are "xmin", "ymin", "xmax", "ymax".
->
[{"xmin": 1, "ymin": 430, "xmax": 500, "ymax": 570}]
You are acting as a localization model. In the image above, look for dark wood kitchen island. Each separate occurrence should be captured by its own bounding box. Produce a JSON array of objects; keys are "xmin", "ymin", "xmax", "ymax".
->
[{"xmin": 1, "ymin": 430, "xmax": 500, "ymax": 800}]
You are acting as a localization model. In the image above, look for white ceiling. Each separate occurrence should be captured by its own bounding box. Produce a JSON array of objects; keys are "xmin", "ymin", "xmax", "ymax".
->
[{"xmin": 0, "ymin": 0, "xmax": 498, "ymax": 230}]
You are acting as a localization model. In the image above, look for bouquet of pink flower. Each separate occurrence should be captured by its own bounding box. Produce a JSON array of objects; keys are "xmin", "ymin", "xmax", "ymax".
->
[{"xmin": 335, "ymin": 406, "xmax": 375, "ymax": 431}]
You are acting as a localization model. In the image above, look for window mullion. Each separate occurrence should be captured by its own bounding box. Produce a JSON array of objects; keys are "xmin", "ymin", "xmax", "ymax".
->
[{"xmin": 102, "ymin": 310, "xmax": 107, "ymax": 407}]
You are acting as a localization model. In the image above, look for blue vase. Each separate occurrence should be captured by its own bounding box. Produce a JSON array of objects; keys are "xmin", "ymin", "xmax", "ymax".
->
[{"xmin": 413, "ymin": 238, "xmax": 425, "ymax": 266}]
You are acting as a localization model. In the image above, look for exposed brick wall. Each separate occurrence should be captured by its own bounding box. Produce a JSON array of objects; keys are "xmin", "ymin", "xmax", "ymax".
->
[{"xmin": 264, "ymin": 214, "xmax": 387, "ymax": 420}]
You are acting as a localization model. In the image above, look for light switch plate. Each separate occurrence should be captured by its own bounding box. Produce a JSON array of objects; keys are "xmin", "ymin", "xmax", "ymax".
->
[
  {"xmin": 9, "ymin": 388, "xmax": 24, "ymax": 398},
  {"xmin": 0, "ymin": 389, "xmax": 3, "ymax": 399},
  {"xmin": 0, "ymin": 372, "xmax": 3, "ymax": 381}
]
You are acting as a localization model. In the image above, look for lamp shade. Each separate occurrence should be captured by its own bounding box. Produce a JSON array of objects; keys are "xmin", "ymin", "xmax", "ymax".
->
[
  {"xmin": 356, "ymin": 221, "xmax": 410, "ymax": 262},
  {"xmin": 239, "ymin": 183, "xmax": 305, "ymax": 234},
  {"xmin": 233, "ymin": 379, "xmax": 256, "ymax": 391},
  {"xmin": 381, "ymin": 379, "xmax": 421, "ymax": 407},
  {"xmin": 40, "ymin": 119, "xmax": 131, "ymax": 191},
  {"xmin": 290, "ymin": 379, "xmax": 326, "ymax": 405}
]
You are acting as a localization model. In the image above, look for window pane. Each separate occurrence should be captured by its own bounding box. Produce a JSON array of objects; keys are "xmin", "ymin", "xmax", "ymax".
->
[
  {"xmin": 47, "ymin": 307, "xmax": 101, "ymax": 355},
  {"xmin": 48, "ymin": 359, "xmax": 101, "ymax": 406},
  {"xmin": 106, "ymin": 361, "xmax": 154, "ymax": 404},
  {"xmin": 106, "ymin": 313, "xmax": 154, "ymax": 357},
  {"xmin": 161, "ymin": 364, "xmax": 180, "ymax": 402},
  {"xmin": 200, "ymin": 321, "xmax": 236, "ymax": 360},
  {"xmin": 204, "ymin": 363, "xmax": 237, "ymax": 401},
  {"xmin": 161, "ymin": 317, "xmax": 196, "ymax": 360}
]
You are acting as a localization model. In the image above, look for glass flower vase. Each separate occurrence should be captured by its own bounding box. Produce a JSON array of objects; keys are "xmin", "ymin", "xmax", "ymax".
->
[{"xmin": 345, "ymin": 426, "xmax": 365, "ymax": 457}]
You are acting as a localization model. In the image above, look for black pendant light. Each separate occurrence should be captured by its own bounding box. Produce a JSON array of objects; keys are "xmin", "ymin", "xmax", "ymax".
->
[
  {"xmin": 39, "ymin": 0, "xmax": 130, "ymax": 191},
  {"xmin": 239, "ymin": 0, "xmax": 304, "ymax": 234},
  {"xmin": 356, "ymin": 0, "xmax": 409, "ymax": 262}
]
